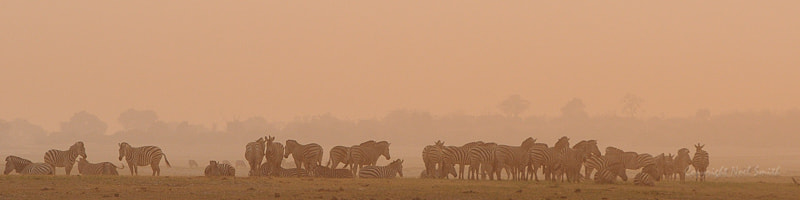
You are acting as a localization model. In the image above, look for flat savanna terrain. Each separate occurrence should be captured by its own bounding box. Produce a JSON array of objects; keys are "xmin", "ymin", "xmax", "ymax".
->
[{"xmin": 1, "ymin": 171, "xmax": 798, "ymax": 200}]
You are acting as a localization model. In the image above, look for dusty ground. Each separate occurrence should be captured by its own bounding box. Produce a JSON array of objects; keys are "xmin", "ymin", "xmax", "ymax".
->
[{"xmin": 1, "ymin": 169, "xmax": 798, "ymax": 200}]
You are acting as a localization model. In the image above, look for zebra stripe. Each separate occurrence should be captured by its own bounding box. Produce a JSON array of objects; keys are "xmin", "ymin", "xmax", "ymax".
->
[
  {"xmin": 44, "ymin": 141, "xmax": 87, "ymax": 175},
  {"xmin": 530, "ymin": 146, "xmax": 563, "ymax": 181},
  {"xmin": 349, "ymin": 141, "xmax": 391, "ymax": 177},
  {"xmin": 264, "ymin": 136, "xmax": 284, "ymax": 176},
  {"xmin": 525, "ymin": 143, "xmax": 549, "ymax": 181},
  {"xmin": 636, "ymin": 154, "xmax": 656, "ymax": 169},
  {"xmin": 586, "ymin": 155, "xmax": 628, "ymax": 183},
  {"xmin": 468, "ymin": 142, "xmax": 497, "ymax": 180},
  {"xmin": 188, "ymin": 160, "xmax": 199, "ymax": 168},
  {"xmin": 573, "ymin": 140, "xmax": 601, "ymax": 178},
  {"xmin": 284, "ymin": 140, "xmax": 323, "ymax": 171},
  {"xmin": 205, "ymin": 160, "xmax": 236, "ymax": 177},
  {"xmin": 634, "ymin": 172, "xmax": 655, "ymax": 186},
  {"xmin": 442, "ymin": 145, "xmax": 471, "ymax": 179},
  {"xmin": 674, "ymin": 148, "xmax": 693, "ymax": 182},
  {"xmin": 327, "ymin": 146, "xmax": 351, "ymax": 169},
  {"xmin": 309, "ymin": 163, "xmax": 353, "ymax": 178},
  {"xmin": 245, "ymin": 137, "xmax": 266, "ymax": 176},
  {"xmin": 549, "ymin": 137, "xmax": 570, "ymax": 182},
  {"xmin": 692, "ymin": 143, "xmax": 710, "ymax": 182},
  {"xmin": 21, "ymin": 163, "xmax": 55, "ymax": 175},
  {"xmin": 77, "ymin": 158, "xmax": 123, "ymax": 175},
  {"xmin": 493, "ymin": 137, "xmax": 536, "ymax": 181},
  {"xmin": 118, "ymin": 142, "xmax": 172, "ymax": 176},
  {"xmin": 259, "ymin": 163, "xmax": 308, "ymax": 177},
  {"xmin": 422, "ymin": 141, "xmax": 445, "ymax": 178},
  {"xmin": 358, "ymin": 159, "xmax": 404, "ymax": 178},
  {"xmin": 4, "ymin": 156, "xmax": 33, "ymax": 175}
]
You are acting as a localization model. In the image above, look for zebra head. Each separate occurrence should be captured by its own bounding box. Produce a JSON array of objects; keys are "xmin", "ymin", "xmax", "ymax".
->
[
  {"xmin": 393, "ymin": 159, "xmax": 404, "ymax": 177},
  {"xmin": 72, "ymin": 141, "xmax": 87, "ymax": 159},
  {"xmin": 555, "ymin": 136, "xmax": 570, "ymax": 149},
  {"xmin": 378, "ymin": 141, "xmax": 391, "ymax": 160},
  {"xmin": 521, "ymin": 137, "xmax": 536, "ymax": 148},
  {"xmin": 694, "ymin": 143, "xmax": 705, "ymax": 151},
  {"xmin": 3, "ymin": 160, "xmax": 14, "ymax": 175},
  {"xmin": 284, "ymin": 140, "xmax": 298, "ymax": 158},
  {"xmin": 118, "ymin": 142, "xmax": 131, "ymax": 161}
]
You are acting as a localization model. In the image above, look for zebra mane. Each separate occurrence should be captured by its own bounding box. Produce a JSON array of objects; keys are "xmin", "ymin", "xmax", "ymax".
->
[
  {"xmin": 360, "ymin": 140, "xmax": 377, "ymax": 146},
  {"xmin": 5, "ymin": 155, "xmax": 31, "ymax": 164}
]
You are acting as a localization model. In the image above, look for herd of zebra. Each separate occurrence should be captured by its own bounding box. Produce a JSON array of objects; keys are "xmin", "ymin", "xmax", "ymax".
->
[
  {"xmin": 211, "ymin": 136, "xmax": 401, "ymax": 179},
  {"xmin": 421, "ymin": 137, "xmax": 711, "ymax": 186},
  {"xmin": 3, "ymin": 136, "xmax": 713, "ymax": 186},
  {"xmin": 4, "ymin": 141, "xmax": 171, "ymax": 176}
]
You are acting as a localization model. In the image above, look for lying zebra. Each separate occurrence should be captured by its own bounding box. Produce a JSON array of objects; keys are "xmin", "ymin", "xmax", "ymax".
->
[
  {"xmin": 205, "ymin": 161, "xmax": 236, "ymax": 177},
  {"xmin": 359, "ymin": 159, "xmax": 403, "ymax": 178},
  {"xmin": 4, "ymin": 155, "xmax": 54, "ymax": 175},
  {"xmin": 419, "ymin": 163, "xmax": 457, "ymax": 179},
  {"xmin": 77, "ymin": 157, "xmax": 124, "ymax": 175},
  {"xmin": 258, "ymin": 163, "xmax": 308, "ymax": 177}
]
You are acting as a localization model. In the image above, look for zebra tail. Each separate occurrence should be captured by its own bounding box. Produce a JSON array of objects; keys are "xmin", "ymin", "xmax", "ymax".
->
[
  {"xmin": 792, "ymin": 177, "xmax": 799, "ymax": 185},
  {"xmin": 164, "ymin": 154, "xmax": 172, "ymax": 167}
]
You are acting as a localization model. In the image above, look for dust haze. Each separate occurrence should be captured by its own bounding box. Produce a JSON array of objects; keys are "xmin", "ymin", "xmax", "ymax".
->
[{"xmin": 1, "ymin": 1, "xmax": 799, "ymax": 173}]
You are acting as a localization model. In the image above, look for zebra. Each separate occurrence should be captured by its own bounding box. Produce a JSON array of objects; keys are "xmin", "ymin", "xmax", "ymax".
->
[
  {"xmin": 222, "ymin": 160, "xmax": 232, "ymax": 166},
  {"xmin": 561, "ymin": 140, "xmax": 598, "ymax": 183},
  {"xmin": 674, "ymin": 148, "xmax": 693, "ymax": 183},
  {"xmin": 77, "ymin": 157, "xmax": 124, "ymax": 175},
  {"xmin": 422, "ymin": 140, "xmax": 445, "ymax": 179},
  {"xmin": 574, "ymin": 140, "xmax": 601, "ymax": 178},
  {"xmin": 605, "ymin": 146, "xmax": 639, "ymax": 181},
  {"xmin": 284, "ymin": 139, "xmax": 323, "ymax": 171},
  {"xmin": 635, "ymin": 153, "xmax": 657, "ymax": 170},
  {"xmin": 188, "ymin": 160, "xmax": 199, "ymax": 168},
  {"xmin": 309, "ymin": 163, "xmax": 353, "ymax": 178},
  {"xmin": 118, "ymin": 142, "xmax": 172, "ymax": 176},
  {"xmin": 585, "ymin": 154, "xmax": 627, "ymax": 183},
  {"xmin": 245, "ymin": 136, "xmax": 267, "ymax": 176},
  {"xmin": 349, "ymin": 141, "xmax": 390, "ymax": 177},
  {"xmin": 205, "ymin": 160, "xmax": 235, "ymax": 177},
  {"xmin": 259, "ymin": 162, "xmax": 308, "ymax": 177},
  {"xmin": 530, "ymin": 146, "xmax": 563, "ymax": 182},
  {"xmin": 493, "ymin": 137, "xmax": 536, "ymax": 180},
  {"xmin": 442, "ymin": 141, "xmax": 482, "ymax": 179},
  {"xmin": 21, "ymin": 163, "xmax": 55, "ymax": 175},
  {"xmin": 263, "ymin": 136, "xmax": 284, "ymax": 176},
  {"xmin": 692, "ymin": 143, "xmax": 709, "ymax": 182},
  {"xmin": 634, "ymin": 171, "xmax": 656, "ymax": 186},
  {"xmin": 4, "ymin": 155, "xmax": 34, "ymax": 175},
  {"xmin": 525, "ymin": 142, "xmax": 549, "ymax": 181},
  {"xmin": 43, "ymin": 141, "xmax": 87, "ymax": 175},
  {"xmin": 468, "ymin": 142, "xmax": 497, "ymax": 180},
  {"xmin": 654, "ymin": 153, "xmax": 668, "ymax": 181},
  {"xmin": 548, "ymin": 136, "xmax": 570, "ymax": 182},
  {"xmin": 327, "ymin": 146, "xmax": 351, "ymax": 169},
  {"xmin": 358, "ymin": 159, "xmax": 403, "ymax": 178},
  {"xmin": 664, "ymin": 153, "xmax": 676, "ymax": 180}
]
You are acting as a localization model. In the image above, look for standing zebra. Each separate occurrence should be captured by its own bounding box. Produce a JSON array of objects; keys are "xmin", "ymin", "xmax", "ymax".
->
[
  {"xmin": 561, "ymin": 140, "xmax": 597, "ymax": 183},
  {"xmin": 263, "ymin": 136, "xmax": 284, "ymax": 176},
  {"xmin": 664, "ymin": 154, "xmax": 676, "ymax": 180},
  {"xmin": 118, "ymin": 142, "xmax": 172, "ymax": 176},
  {"xmin": 284, "ymin": 139, "xmax": 323, "ymax": 171},
  {"xmin": 422, "ymin": 140, "xmax": 445, "ymax": 179},
  {"xmin": 525, "ymin": 142, "xmax": 549, "ymax": 181},
  {"xmin": 77, "ymin": 157, "xmax": 124, "ymax": 175},
  {"xmin": 692, "ymin": 143, "xmax": 709, "ymax": 182},
  {"xmin": 205, "ymin": 160, "xmax": 235, "ymax": 177},
  {"xmin": 43, "ymin": 141, "xmax": 87, "ymax": 175},
  {"xmin": 548, "ymin": 136, "xmax": 570, "ymax": 182},
  {"xmin": 530, "ymin": 146, "xmax": 562, "ymax": 181},
  {"xmin": 327, "ymin": 146, "xmax": 351, "ymax": 169},
  {"xmin": 493, "ymin": 137, "xmax": 536, "ymax": 180},
  {"xmin": 349, "ymin": 141, "xmax": 391, "ymax": 177},
  {"xmin": 245, "ymin": 136, "xmax": 267, "ymax": 176},
  {"xmin": 309, "ymin": 163, "xmax": 353, "ymax": 178},
  {"xmin": 575, "ymin": 140, "xmax": 601, "ymax": 179},
  {"xmin": 468, "ymin": 142, "xmax": 497, "ymax": 180},
  {"xmin": 674, "ymin": 148, "xmax": 693, "ymax": 183},
  {"xmin": 358, "ymin": 159, "xmax": 404, "ymax": 178},
  {"xmin": 605, "ymin": 146, "xmax": 640, "ymax": 180},
  {"xmin": 188, "ymin": 160, "xmax": 199, "ymax": 168},
  {"xmin": 442, "ymin": 141, "xmax": 482, "ymax": 179}
]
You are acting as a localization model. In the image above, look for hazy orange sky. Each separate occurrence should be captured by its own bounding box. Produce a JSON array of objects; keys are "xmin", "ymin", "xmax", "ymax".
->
[{"xmin": 1, "ymin": 1, "xmax": 798, "ymax": 132}]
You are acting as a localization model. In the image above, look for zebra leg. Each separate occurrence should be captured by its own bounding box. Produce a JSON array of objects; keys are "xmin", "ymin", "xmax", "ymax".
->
[
  {"xmin": 459, "ymin": 164, "xmax": 465, "ymax": 179},
  {"xmin": 65, "ymin": 163, "xmax": 73, "ymax": 175}
]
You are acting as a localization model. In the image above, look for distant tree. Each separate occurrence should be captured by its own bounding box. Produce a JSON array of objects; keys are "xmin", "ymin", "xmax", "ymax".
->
[
  {"xmin": 59, "ymin": 111, "xmax": 108, "ymax": 137},
  {"xmin": 118, "ymin": 109, "xmax": 158, "ymax": 131},
  {"xmin": 0, "ymin": 119, "xmax": 48, "ymax": 146},
  {"xmin": 695, "ymin": 109, "xmax": 711, "ymax": 121},
  {"xmin": 560, "ymin": 98, "xmax": 588, "ymax": 120},
  {"xmin": 498, "ymin": 94, "xmax": 530, "ymax": 118},
  {"xmin": 621, "ymin": 93, "xmax": 644, "ymax": 118}
]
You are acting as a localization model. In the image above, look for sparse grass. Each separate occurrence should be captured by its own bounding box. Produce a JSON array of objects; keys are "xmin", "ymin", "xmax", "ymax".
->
[{"xmin": 0, "ymin": 174, "xmax": 798, "ymax": 200}]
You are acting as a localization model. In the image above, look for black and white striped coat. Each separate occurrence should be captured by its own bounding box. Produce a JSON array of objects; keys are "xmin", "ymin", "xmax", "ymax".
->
[
  {"xmin": 44, "ymin": 141, "xmax": 87, "ymax": 175},
  {"xmin": 422, "ymin": 141, "xmax": 445, "ymax": 179},
  {"xmin": 77, "ymin": 158, "xmax": 124, "ymax": 175},
  {"xmin": 21, "ymin": 163, "xmax": 55, "ymax": 175},
  {"xmin": 4, "ymin": 156, "xmax": 34, "ymax": 175},
  {"xmin": 358, "ymin": 159, "xmax": 403, "ymax": 178},
  {"xmin": 349, "ymin": 141, "xmax": 391, "ymax": 176},
  {"xmin": 205, "ymin": 161, "xmax": 235, "ymax": 177},
  {"xmin": 634, "ymin": 172, "xmax": 655, "ymax": 186},
  {"xmin": 468, "ymin": 142, "xmax": 497, "ymax": 180},
  {"xmin": 284, "ymin": 140, "xmax": 323, "ymax": 171},
  {"xmin": 674, "ymin": 148, "xmax": 693, "ymax": 182},
  {"xmin": 493, "ymin": 137, "xmax": 536, "ymax": 180},
  {"xmin": 692, "ymin": 144, "xmax": 709, "ymax": 182},
  {"xmin": 118, "ymin": 142, "xmax": 172, "ymax": 176},
  {"xmin": 245, "ymin": 137, "xmax": 267, "ymax": 176},
  {"xmin": 585, "ymin": 154, "xmax": 627, "ymax": 183},
  {"xmin": 327, "ymin": 146, "xmax": 351, "ymax": 169},
  {"xmin": 264, "ymin": 137, "xmax": 284, "ymax": 176}
]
